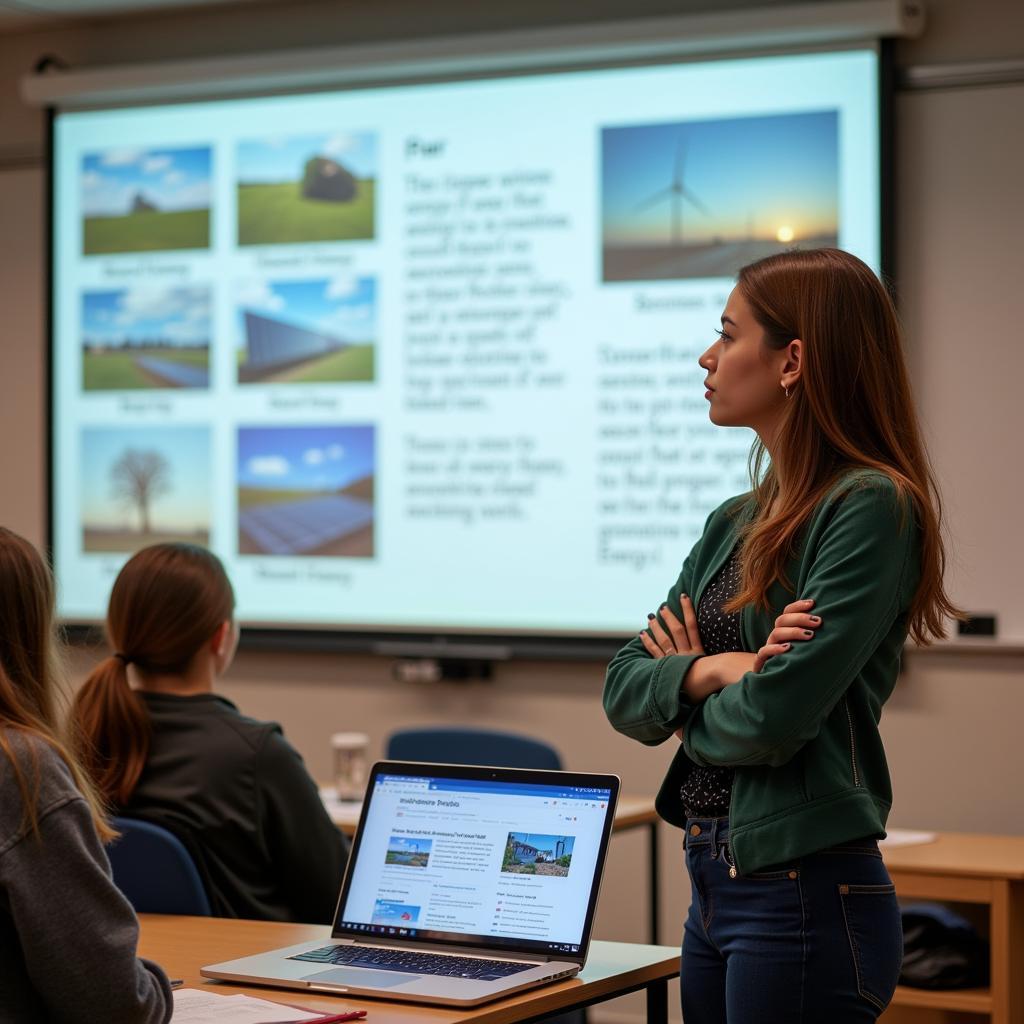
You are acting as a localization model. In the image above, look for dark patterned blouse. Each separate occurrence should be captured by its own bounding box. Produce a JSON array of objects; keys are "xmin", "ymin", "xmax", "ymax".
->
[{"xmin": 680, "ymin": 547, "xmax": 742, "ymax": 817}]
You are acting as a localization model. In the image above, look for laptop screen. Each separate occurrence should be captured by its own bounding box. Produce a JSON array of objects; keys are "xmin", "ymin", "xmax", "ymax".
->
[{"xmin": 332, "ymin": 762, "xmax": 619, "ymax": 959}]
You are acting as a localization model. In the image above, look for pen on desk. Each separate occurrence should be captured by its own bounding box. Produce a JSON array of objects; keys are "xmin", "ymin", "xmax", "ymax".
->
[
  {"xmin": 300, "ymin": 1012, "xmax": 367, "ymax": 1023},
  {"xmin": 169, "ymin": 979, "xmax": 184, "ymax": 989}
]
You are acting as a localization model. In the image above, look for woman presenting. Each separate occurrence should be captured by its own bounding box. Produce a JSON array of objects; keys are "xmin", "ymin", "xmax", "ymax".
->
[{"xmin": 603, "ymin": 248, "xmax": 959, "ymax": 1023}]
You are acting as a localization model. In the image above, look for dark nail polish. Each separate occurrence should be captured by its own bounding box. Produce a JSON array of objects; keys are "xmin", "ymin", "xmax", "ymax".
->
[
  {"xmin": 647, "ymin": 613, "xmax": 655, "ymax": 620},
  {"xmin": 810, "ymin": 616, "xmax": 821, "ymax": 623},
  {"xmin": 803, "ymin": 629, "xmax": 813, "ymax": 637}
]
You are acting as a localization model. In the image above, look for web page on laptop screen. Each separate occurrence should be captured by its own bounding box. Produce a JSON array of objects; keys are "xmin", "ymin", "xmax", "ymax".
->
[{"xmin": 338, "ymin": 773, "xmax": 613, "ymax": 953}]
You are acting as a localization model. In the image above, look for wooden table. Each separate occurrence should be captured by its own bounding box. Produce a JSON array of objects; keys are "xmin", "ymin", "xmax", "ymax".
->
[
  {"xmin": 881, "ymin": 831, "xmax": 1024, "ymax": 1024},
  {"xmin": 138, "ymin": 915, "xmax": 680, "ymax": 1024},
  {"xmin": 322, "ymin": 792, "xmax": 662, "ymax": 945}
]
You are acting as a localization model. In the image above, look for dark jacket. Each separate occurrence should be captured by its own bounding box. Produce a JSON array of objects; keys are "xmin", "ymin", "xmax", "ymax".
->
[
  {"xmin": 604, "ymin": 471, "xmax": 920, "ymax": 876},
  {"xmin": 122, "ymin": 692, "xmax": 349, "ymax": 923},
  {"xmin": 0, "ymin": 730, "xmax": 171, "ymax": 1023}
]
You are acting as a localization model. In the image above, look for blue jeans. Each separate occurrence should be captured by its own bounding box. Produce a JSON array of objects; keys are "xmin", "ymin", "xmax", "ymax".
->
[{"xmin": 680, "ymin": 817, "xmax": 902, "ymax": 1023}]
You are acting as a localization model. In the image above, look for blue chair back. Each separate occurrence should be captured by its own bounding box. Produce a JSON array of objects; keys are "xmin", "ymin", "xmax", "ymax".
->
[
  {"xmin": 107, "ymin": 817, "xmax": 212, "ymax": 916},
  {"xmin": 386, "ymin": 727, "xmax": 562, "ymax": 770}
]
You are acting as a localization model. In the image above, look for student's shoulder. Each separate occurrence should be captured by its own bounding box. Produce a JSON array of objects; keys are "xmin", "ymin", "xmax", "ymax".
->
[
  {"xmin": 0, "ymin": 729, "xmax": 84, "ymax": 841},
  {"xmin": 0, "ymin": 727, "xmax": 76, "ymax": 787},
  {"xmin": 205, "ymin": 697, "xmax": 284, "ymax": 753}
]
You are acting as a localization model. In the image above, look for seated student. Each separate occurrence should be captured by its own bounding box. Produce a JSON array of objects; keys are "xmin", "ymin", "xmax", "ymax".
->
[
  {"xmin": 0, "ymin": 527, "xmax": 171, "ymax": 1022},
  {"xmin": 71, "ymin": 542, "xmax": 349, "ymax": 924}
]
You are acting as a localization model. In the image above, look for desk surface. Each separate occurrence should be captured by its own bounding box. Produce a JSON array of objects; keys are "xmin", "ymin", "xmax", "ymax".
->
[
  {"xmin": 322, "ymin": 792, "xmax": 658, "ymax": 836},
  {"xmin": 882, "ymin": 830, "xmax": 1024, "ymax": 880},
  {"xmin": 138, "ymin": 916, "xmax": 679, "ymax": 1024}
]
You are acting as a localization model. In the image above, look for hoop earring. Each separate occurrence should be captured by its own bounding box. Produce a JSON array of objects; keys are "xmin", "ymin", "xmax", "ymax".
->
[{"xmin": 781, "ymin": 381, "xmax": 791, "ymax": 400}]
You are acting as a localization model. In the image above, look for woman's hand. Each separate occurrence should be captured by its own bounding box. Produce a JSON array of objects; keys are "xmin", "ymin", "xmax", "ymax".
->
[
  {"xmin": 640, "ymin": 596, "xmax": 703, "ymax": 743},
  {"xmin": 639, "ymin": 595, "xmax": 703, "ymax": 660},
  {"xmin": 640, "ymin": 601, "xmax": 758, "ymax": 739},
  {"xmin": 753, "ymin": 599, "xmax": 821, "ymax": 672}
]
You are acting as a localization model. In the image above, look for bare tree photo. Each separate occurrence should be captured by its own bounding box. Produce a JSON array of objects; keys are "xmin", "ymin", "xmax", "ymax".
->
[{"xmin": 111, "ymin": 449, "xmax": 171, "ymax": 533}]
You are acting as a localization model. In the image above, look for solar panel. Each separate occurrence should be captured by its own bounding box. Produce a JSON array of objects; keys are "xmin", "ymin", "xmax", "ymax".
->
[
  {"xmin": 239, "ymin": 495, "xmax": 373, "ymax": 555},
  {"xmin": 136, "ymin": 356, "xmax": 209, "ymax": 388}
]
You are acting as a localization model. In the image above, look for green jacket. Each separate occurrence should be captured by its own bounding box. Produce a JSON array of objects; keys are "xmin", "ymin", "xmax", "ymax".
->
[{"xmin": 603, "ymin": 471, "xmax": 920, "ymax": 876}]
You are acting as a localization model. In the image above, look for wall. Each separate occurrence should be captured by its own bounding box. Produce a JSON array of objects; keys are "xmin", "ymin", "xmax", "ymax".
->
[{"xmin": 2, "ymin": 3, "xmax": 1024, "ymax": 1020}]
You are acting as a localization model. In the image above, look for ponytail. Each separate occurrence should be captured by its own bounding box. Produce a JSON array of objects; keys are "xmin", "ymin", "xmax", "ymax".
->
[
  {"xmin": 71, "ymin": 654, "xmax": 151, "ymax": 806},
  {"xmin": 69, "ymin": 542, "xmax": 235, "ymax": 807}
]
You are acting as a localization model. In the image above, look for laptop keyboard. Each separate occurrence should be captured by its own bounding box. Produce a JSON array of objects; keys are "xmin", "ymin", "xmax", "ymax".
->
[{"xmin": 289, "ymin": 945, "xmax": 536, "ymax": 981}]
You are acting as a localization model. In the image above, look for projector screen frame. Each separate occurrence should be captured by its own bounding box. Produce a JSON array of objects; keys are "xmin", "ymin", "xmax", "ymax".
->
[{"xmin": 45, "ymin": 36, "xmax": 898, "ymax": 662}]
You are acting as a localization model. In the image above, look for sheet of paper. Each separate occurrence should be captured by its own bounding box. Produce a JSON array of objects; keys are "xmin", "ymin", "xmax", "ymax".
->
[
  {"xmin": 172, "ymin": 988, "xmax": 319, "ymax": 1022},
  {"xmin": 880, "ymin": 828, "xmax": 937, "ymax": 848}
]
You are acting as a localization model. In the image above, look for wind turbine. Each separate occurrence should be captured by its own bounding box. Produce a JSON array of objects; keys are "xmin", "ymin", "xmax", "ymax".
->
[{"xmin": 635, "ymin": 137, "xmax": 710, "ymax": 246}]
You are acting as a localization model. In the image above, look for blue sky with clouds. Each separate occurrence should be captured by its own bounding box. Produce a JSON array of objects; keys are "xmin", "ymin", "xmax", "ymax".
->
[
  {"xmin": 509, "ymin": 833, "xmax": 576, "ymax": 857},
  {"xmin": 236, "ymin": 275, "xmax": 375, "ymax": 347},
  {"xmin": 81, "ymin": 147, "xmax": 211, "ymax": 218},
  {"xmin": 237, "ymin": 132, "xmax": 377, "ymax": 183},
  {"xmin": 238, "ymin": 425, "xmax": 375, "ymax": 492},
  {"xmin": 602, "ymin": 110, "xmax": 838, "ymax": 246},
  {"xmin": 82, "ymin": 287, "xmax": 211, "ymax": 347}
]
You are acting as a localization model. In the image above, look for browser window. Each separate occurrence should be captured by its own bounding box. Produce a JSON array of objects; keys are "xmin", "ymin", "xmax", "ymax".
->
[{"xmin": 338, "ymin": 773, "xmax": 614, "ymax": 953}]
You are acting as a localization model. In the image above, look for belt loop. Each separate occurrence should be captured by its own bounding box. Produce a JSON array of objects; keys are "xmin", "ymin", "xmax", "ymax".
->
[{"xmin": 709, "ymin": 818, "xmax": 719, "ymax": 849}]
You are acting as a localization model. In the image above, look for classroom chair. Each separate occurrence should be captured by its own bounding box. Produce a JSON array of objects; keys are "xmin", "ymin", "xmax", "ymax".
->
[
  {"xmin": 107, "ymin": 817, "xmax": 212, "ymax": 916},
  {"xmin": 385, "ymin": 726, "xmax": 562, "ymax": 770}
]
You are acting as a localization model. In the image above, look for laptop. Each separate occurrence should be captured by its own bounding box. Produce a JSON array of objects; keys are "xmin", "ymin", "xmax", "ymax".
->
[{"xmin": 203, "ymin": 760, "xmax": 620, "ymax": 1007}]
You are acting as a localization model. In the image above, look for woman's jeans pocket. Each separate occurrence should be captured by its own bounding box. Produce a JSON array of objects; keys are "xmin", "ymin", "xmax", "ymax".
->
[{"xmin": 839, "ymin": 882, "xmax": 903, "ymax": 1011}]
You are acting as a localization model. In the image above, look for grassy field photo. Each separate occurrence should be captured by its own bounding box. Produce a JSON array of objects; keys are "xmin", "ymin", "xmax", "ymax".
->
[
  {"xmin": 236, "ymin": 132, "xmax": 377, "ymax": 247},
  {"xmin": 81, "ymin": 146, "xmax": 212, "ymax": 256},
  {"xmin": 269, "ymin": 343, "xmax": 373, "ymax": 383},
  {"xmin": 81, "ymin": 286, "xmax": 211, "ymax": 391},
  {"xmin": 236, "ymin": 343, "xmax": 374, "ymax": 384},
  {"xmin": 83, "ymin": 348, "xmax": 209, "ymax": 389},
  {"xmin": 236, "ymin": 276, "xmax": 376, "ymax": 384},
  {"xmin": 83, "ymin": 209, "xmax": 209, "ymax": 255},
  {"xmin": 238, "ymin": 180, "xmax": 375, "ymax": 246}
]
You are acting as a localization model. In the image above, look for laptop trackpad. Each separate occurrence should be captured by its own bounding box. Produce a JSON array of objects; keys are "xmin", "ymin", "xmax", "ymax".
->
[{"xmin": 303, "ymin": 967, "xmax": 415, "ymax": 988}]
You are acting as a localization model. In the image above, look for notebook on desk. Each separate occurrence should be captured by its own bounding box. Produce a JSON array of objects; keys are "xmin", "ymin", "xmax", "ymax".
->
[{"xmin": 203, "ymin": 760, "xmax": 620, "ymax": 1007}]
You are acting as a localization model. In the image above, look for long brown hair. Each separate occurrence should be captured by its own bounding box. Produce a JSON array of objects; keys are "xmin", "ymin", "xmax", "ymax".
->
[
  {"xmin": 71, "ymin": 543, "xmax": 235, "ymax": 805},
  {"xmin": 0, "ymin": 527, "xmax": 113, "ymax": 841},
  {"xmin": 724, "ymin": 248, "xmax": 961, "ymax": 644}
]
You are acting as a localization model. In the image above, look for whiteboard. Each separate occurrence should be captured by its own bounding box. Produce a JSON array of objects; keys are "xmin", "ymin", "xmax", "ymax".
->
[{"xmin": 895, "ymin": 80, "xmax": 1024, "ymax": 639}]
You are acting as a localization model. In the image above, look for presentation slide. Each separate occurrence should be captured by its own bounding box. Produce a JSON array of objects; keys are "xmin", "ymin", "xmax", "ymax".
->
[
  {"xmin": 51, "ymin": 47, "xmax": 880, "ymax": 634},
  {"xmin": 338, "ymin": 774, "xmax": 613, "ymax": 951}
]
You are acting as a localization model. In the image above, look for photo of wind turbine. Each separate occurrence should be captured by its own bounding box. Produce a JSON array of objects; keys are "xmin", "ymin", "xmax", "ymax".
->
[
  {"xmin": 633, "ymin": 139, "xmax": 711, "ymax": 247},
  {"xmin": 601, "ymin": 110, "xmax": 839, "ymax": 283}
]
